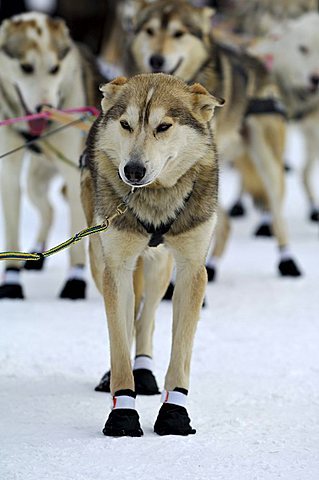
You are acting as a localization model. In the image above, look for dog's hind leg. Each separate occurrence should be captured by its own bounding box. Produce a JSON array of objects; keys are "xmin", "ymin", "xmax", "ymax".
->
[
  {"xmin": 134, "ymin": 248, "xmax": 173, "ymax": 395},
  {"xmin": 206, "ymin": 206, "xmax": 231, "ymax": 282},
  {"xmin": 302, "ymin": 128, "xmax": 319, "ymax": 222},
  {"xmin": 154, "ymin": 219, "xmax": 215, "ymax": 436},
  {"xmin": 24, "ymin": 155, "xmax": 56, "ymax": 271},
  {"xmin": 245, "ymin": 116, "xmax": 302, "ymax": 277},
  {"xmin": 0, "ymin": 129, "xmax": 25, "ymax": 299}
]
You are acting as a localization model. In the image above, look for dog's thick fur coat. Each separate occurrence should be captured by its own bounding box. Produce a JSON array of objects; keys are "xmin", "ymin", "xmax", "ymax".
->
[{"xmin": 81, "ymin": 73, "xmax": 223, "ymax": 435}]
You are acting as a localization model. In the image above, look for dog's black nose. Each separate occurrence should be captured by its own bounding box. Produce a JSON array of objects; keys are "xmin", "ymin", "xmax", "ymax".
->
[
  {"xmin": 149, "ymin": 54, "xmax": 164, "ymax": 71},
  {"xmin": 124, "ymin": 162, "xmax": 146, "ymax": 183},
  {"xmin": 35, "ymin": 103, "xmax": 53, "ymax": 113}
]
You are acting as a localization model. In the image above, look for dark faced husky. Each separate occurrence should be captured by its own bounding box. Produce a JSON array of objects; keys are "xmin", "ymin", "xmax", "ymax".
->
[
  {"xmin": 0, "ymin": 12, "xmax": 103, "ymax": 300},
  {"xmin": 81, "ymin": 73, "xmax": 224, "ymax": 436},
  {"xmin": 127, "ymin": 0, "xmax": 302, "ymax": 277}
]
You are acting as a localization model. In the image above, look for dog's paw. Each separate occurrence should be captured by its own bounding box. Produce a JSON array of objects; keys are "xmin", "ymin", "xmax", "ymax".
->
[
  {"xmin": 206, "ymin": 265, "xmax": 216, "ymax": 282},
  {"xmin": 162, "ymin": 281, "xmax": 174, "ymax": 300},
  {"xmin": 24, "ymin": 256, "xmax": 45, "ymax": 271},
  {"xmin": 154, "ymin": 403, "xmax": 196, "ymax": 436},
  {"xmin": 134, "ymin": 369, "xmax": 160, "ymax": 395},
  {"xmin": 0, "ymin": 283, "xmax": 24, "ymax": 299},
  {"xmin": 309, "ymin": 208, "xmax": 319, "ymax": 222},
  {"xmin": 278, "ymin": 258, "xmax": 302, "ymax": 277},
  {"xmin": 228, "ymin": 201, "xmax": 246, "ymax": 218},
  {"xmin": 103, "ymin": 409, "xmax": 143, "ymax": 437},
  {"xmin": 95, "ymin": 370, "xmax": 111, "ymax": 392},
  {"xmin": 254, "ymin": 223, "xmax": 273, "ymax": 237},
  {"xmin": 59, "ymin": 279, "xmax": 86, "ymax": 300}
]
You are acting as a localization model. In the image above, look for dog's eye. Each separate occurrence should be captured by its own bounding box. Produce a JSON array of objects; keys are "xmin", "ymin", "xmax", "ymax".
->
[
  {"xmin": 146, "ymin": 27, "xmax": 154, "ymax": 36},
  {"xmin": 49, "ymin": 65, "xmax": 60, "ymax": 75},
  {"xmin": 156, "ymin": 123, "xmax": 172, "ymax": 133},
  {"xmin": 299, "ymin": 45, "xmax": 309, "ymax": 55},
  {"xmin": 20, "ymin": 63, "xmax": 34, "ymax": 74},
  {"xmin": 173, "ymin": 30, "xmax": 184, "ymax": 38},
  {"xmin": 120, "ymin": 120, "xmax": 132, "ymax": 132}
]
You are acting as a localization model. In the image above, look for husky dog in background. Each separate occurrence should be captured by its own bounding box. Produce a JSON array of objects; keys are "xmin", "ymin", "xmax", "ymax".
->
[
  {"xmin": 126, "ymin": 0, "xmax": 301, "ymax": 278},
  {"xmin": 81, "ymin": 73, "xmax": 223, "ymax": 436},
  {"xmin": 249, "ymin": 12, "xmax": 319, "ymax": 222},
  {"xmin": 221, "ymin": 0, "xmax": 318, "ymax": 36},
  {"xmin": 0, "ymin": 12, "xmax": 103, "ymax": 300}
]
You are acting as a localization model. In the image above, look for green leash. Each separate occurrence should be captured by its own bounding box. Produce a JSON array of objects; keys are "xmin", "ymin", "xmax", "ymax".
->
[{"xmin": 0, "ymin": 203, "xmax": 128, "ymax": 262}]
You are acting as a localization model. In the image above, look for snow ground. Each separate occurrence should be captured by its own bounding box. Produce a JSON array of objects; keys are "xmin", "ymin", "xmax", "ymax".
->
[{"xmin": 0, "ymin": 128, "xmax": 318, "ymax": 480}]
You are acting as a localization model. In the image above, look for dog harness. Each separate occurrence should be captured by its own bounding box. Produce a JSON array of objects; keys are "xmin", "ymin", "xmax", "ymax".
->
[
  {"xmin": 133, "ymin": 187, "xmax": 194, "ymax": 248},
  {"xmin": 244, "ymin": 97, "xmax": 287, "ymax": 119}
]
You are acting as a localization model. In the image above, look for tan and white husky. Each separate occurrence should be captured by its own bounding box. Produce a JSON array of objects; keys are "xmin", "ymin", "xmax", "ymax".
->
[
  {"xmin": 81, "ymin": 73, "xmax": 223, "ymax": 436},
  {"xmin": 0, "ymin": 12, "xmax": 103, "ymax": 300}
]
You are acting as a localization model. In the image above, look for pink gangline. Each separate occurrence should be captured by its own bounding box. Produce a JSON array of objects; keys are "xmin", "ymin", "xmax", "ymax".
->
[{"xmin": 0, "ymin": 106, "xmax": 100, "ymax": 128}]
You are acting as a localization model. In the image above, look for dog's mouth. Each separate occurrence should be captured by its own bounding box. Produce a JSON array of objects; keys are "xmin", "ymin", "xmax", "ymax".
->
[
  {"xmin": 15, "ymin": 85, "xmax": 49, "ymax": 136},
  {"xmin": 151, "ymin": 58, "xmax": 183, "ymax": 75}
]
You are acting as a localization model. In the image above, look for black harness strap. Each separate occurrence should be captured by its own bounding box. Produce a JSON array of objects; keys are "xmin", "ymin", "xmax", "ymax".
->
[
  {"xmin": 18, "ymin": 131, "xmax": 43, "ymax": 154},
  {"xmin": 133, "ymin": 187, "xmax": 194, "ymax": 248},
  {"xmin": 244, "ymin": 97, "xmax": 287, "ymax": 119}
]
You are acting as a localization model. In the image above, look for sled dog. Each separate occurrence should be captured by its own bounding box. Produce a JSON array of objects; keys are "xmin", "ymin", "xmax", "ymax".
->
[
  {"xmin": 249, "ymin": 12, "xmax": 319, "ymax": 222},
  {"xmin": 0, "ymin": 12, "xmax": 103, "ymax": 299},
  {"xmin": 127, "ymin": 0, "xmax": 301, "ymax": 277},
  {"xmin": 81, "ymin": 73, "xmax": 223, "ymax": 436},
  {"xmin": 220, "ymin": 0, "xmax": 318, "ymax": 36}
]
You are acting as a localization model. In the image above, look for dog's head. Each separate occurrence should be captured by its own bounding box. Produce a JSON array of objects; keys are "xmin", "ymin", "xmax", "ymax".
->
[
  {"xmin": 97, "ymin": 74, "xmax": 224, "ymax": 188},
  {"xmin": 0, "ymin": 12, "xmax": 73, "ymax": 115},
  {"xmin": 249, "ymin": 12, "xmax": 319, "ymax": 99},
  {"xmin": 130, "ymin": 0, "xmax": 214, "ymax": 81}
]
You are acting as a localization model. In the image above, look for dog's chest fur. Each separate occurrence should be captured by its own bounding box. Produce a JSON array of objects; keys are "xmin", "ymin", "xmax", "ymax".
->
[{"xmin": 86, "ymin": 148, "xmax": 218, "ymax": 240}]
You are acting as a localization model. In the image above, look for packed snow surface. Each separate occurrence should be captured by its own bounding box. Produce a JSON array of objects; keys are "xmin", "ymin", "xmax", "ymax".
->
[{"xmin": 0, "ymin": 128, "xmax": 318, "ymax": 479}]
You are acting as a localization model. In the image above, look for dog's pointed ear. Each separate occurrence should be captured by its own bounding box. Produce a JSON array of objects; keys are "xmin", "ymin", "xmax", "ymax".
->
[
  {"xmin": 129, "ymin": 0, "xmax": 149, "ymax": 29},
  {"xmin": 247, "ymin": 38, "xmax": 276, "ymax": 72},
  {"xmin": 190, "ymin": 83, "xmax": 224, "ymax": 122},
  {"xmin": 99, "ymin": 77, "xmax": 128, "ymax": 113},
  {"xmin": 201, "ymin": 7, "xmax": 215, "ymax": 34}
]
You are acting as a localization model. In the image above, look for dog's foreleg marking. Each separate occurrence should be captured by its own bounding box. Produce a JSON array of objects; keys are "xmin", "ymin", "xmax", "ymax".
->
[{"xmin": 161, "ymin": 390, "xmax": 187, "ymax": 408}]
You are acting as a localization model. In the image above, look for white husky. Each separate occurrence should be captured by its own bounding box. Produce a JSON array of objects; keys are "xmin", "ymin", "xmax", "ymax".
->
[
  {"xmin": 249, "ymin": 12, "xmax": 319, "ymax": 222},
  {"xmin": 0, "ymin": 12, "xmax": 102, "ymax": 299}
]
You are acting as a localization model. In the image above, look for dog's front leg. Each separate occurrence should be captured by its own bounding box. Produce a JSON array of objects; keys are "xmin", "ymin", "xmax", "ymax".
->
[
  {"xmin": 101, "ymin": 232, "xmax": 145, "ymax": 437},
  {"xmin": 0, "ymin": 129, "xmax": 24, "ymax": 299},
  {"xmin": 154, "ymin": 220, "xmax": 215, "ymax": 436}
]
